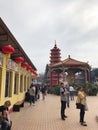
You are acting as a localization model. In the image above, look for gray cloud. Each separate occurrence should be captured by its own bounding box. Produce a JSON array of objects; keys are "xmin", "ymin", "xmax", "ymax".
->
[{"xmin": 0, "ymin": 0, "xmax": 98, "ymax": 73}]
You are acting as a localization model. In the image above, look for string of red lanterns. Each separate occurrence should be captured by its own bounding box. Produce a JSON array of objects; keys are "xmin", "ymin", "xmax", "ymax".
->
[
  {"xmin": 22, "ymin": 63, "xmax": 38, "ymax": 76},
  {"xmin": 2, "ymin": 45, "xmax": 37, "ymax": 75}
]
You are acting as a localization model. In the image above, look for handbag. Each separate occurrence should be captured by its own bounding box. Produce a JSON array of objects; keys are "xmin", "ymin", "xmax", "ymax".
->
[
  {"xmin": 76, "ymin": 103, "xmax": 81, "ymax": 109},
  {"xmin": 85, "ymin": 102, "xmax": 88, "ymax": 111}
]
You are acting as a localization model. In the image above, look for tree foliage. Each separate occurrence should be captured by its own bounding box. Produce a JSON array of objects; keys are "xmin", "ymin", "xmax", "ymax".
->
[{"xmin": 90, "ymin": 68, "xmax": 98, "ymax": 83}]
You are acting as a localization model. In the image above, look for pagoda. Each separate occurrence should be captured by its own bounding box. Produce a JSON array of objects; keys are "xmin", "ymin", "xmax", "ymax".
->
[
  {"xmin": 49, "ymin": 43, "xmax": 62, "ymax": 86},
  {"xmin": 50, "ymin": 43, "xmax": 61, "ymax": 64}
]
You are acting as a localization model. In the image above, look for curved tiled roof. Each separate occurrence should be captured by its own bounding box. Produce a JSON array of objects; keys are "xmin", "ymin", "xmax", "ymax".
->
[{"xmin": 50, "ymin": 55, "xmax": 91, "ymax": 69}]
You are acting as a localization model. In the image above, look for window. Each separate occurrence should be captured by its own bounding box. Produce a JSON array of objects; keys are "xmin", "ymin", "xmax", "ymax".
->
[
  {"xmin": 14, "ymin": 73, "xmax": 18, "ymax": 94},
  {"xmin": 0, "ymin": 52, "xmax": 3, "ymax": 66},
  {"xmin": 5, "ymin": 71, "xmax": 12, "ymax": 97},
  {"xmin": 0, "ymin": 68, "xmax": 2, "ymax": 97},
  {"xmin": 20, "ymin": 75, "xmax": 23, "ymax": 92},
  {"xmin": 24, "ymin": 76, "xmax": 26, "ymax": 91},
  {"xmin": 27, "ymin": 77, "xmax": 30, "ymax": 91}
]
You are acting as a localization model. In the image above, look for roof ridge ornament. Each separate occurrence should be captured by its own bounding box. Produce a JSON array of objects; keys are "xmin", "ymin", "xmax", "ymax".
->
[
  {"xmin": 68, "ymin": 55, "xmax": 70, "ymax": 58},
  {"xmin": 54, "ymin": 40, "xmax": 57, "ymax": 48}
]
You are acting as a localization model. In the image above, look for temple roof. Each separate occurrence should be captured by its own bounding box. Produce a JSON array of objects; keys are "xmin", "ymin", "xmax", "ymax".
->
[{"xmin": 50, "ymin": 55, "xmax": 91, "ymax": 69}]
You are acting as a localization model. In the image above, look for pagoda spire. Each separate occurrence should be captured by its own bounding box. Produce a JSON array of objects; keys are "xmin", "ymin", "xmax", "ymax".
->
[
  {"xmin": 54, "ymin": 40, "xmax": 57, "ymax": 47},
  {"xmin": 50, "ymin": 43, "xmax": 61, "ymax": 64},
  {"xmin": 55, "ymin": 40, "xmax": 56, "ymax": 44}
]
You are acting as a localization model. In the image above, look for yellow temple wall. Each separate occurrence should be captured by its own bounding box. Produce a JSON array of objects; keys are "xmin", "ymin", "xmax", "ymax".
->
[{"xmin": 0, "ymin": 52, "xmax": 32, "ymax": 109}]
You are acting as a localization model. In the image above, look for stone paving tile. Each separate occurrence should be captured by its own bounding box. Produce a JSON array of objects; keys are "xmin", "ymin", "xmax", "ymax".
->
[{"xmin": 11, "ymin": 94, "xmax": 98, "ymax": 130}]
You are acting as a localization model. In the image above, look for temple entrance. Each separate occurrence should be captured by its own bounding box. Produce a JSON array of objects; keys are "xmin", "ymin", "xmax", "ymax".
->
[{"xmin": 49, "ymin": 55, "xmax": 91, "ymax": 86}]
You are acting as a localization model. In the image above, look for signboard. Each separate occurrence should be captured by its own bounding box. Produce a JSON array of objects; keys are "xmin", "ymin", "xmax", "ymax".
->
[{"xmin": 6, "ymin": 59, "xmax": 18, "ymax": 71}]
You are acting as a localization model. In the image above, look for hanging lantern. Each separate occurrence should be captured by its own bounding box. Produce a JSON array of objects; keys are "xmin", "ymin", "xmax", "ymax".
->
[
  {"xmin": 34, "ymin": 71, "xmax": 38, "ymax": 76},
  {"xmin": 15, "ymin": 57, "xmax": 24, "ymax": 63},
  {"xmin": 27, "ymin": 65, "xmax": 32, "ymax": 71},
  {"xmin": 2, "ymin": 45, "xmax": 15, "ymax": 54},
  {"xmin": 31, "ymin": 68, "xmax": 38, "ymax": 76},
  {"xmin": 31, "ymin": 68, "xmax": 35, "ymax": 73},
  {"xmin": 2, "ymin": 45, "xmax": 15, "ymax": 61},
  {"xmin": 22, "ymin": 62, "xmax": 29, "ymax": 68}
]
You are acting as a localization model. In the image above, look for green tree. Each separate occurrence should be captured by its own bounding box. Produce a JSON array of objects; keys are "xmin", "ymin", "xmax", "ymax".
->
[{"xmin": 90, "ymin": 68, "xmax": 98, "ymax": 83}]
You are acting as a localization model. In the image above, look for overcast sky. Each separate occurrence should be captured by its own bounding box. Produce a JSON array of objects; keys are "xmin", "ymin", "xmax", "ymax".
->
[{"xmin": 0, "ymin": 0, "xmax": 98, "ymax": 73}]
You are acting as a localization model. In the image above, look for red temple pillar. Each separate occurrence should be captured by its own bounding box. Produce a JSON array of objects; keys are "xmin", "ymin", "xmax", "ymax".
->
[
  {"xmin": 50, "ymin": 71, "xmax": 52, "ymax": 87},
  {"xmin": 57, "ymin": 73, "xmax": 59, "ymax": 85},
  {"xmin": 84, "ymin": 69, "xmax": 90, "ymax": 83},
  {"xmin": 87, "ymin": 70, "xmax": 90, "ymax": 82}
]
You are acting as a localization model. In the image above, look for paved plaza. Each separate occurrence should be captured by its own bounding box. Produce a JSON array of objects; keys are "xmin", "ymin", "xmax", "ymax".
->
[{"xmin": 11, "ymin": 94, "xmax": 98, "ymax": 130}]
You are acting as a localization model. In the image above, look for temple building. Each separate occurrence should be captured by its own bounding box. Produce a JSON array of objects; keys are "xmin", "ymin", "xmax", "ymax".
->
[
  {"xmin": 0, "ymin": 18, "xmax": 38, "ymax": 109},
  {"xmin": 44, "ymin": 44, "xmax": 91, "ymax": 86}
]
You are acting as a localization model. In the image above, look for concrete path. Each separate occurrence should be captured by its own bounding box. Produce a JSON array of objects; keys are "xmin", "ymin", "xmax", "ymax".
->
[{"xmin": 11, "ymin": 94, "xmax": 98, "ymax": 130}]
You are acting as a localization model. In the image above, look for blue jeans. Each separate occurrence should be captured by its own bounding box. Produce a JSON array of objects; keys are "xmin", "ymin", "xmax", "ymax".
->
[
  {"xmin": 29, "ymin": 95, "xmax": 35, "ymax": 105},
  {"xmin": 66, "ymin": 96, "xmax": 70, "ymax": 107},
  {"xmin": 2, "ymin": 118, "xmax": 12, "ymax": 130}
]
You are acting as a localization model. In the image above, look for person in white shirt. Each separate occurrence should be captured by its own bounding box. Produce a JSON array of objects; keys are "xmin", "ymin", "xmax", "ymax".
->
[
  {"xmin": 29, "ymin": 84, "xmax": 36, "ymax": 106},
  {"xmin": 69, "ymin": 86, "xmax": 75, "ymax": 100}
]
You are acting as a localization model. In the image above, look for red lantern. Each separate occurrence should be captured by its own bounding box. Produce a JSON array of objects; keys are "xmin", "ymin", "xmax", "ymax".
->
[
  {"xmin": 27, "ymin": 65, "xmax": 32, "ymax": 71},
  {"xmin": 2, "ymin": 45, "xmax": 15, "ymax": 54},
  {"xmin": 31, "ymin": 68, "xmax": 34, "ymax": 73},
  {"xmin": 31, "ymin": 69, "xmax": 38, "ymax": 76},
  {"xmin": 15, "ymin": 57, "xmax": 24, "ymax": 63},
  {"xmin": 22, "ymin": 62, "xmax": 29, "ymax": 68},
  {"xmin": 34, "ymin": 71, "xmax": 38, "ymax": 76}
]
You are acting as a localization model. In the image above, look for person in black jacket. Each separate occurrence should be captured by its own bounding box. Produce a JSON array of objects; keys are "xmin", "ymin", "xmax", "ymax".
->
[{"xmin": 25, "ymin": 89, "xmax": 30, "ymax": 102}]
